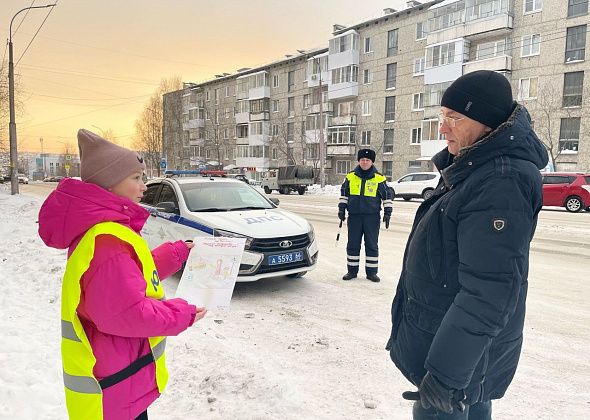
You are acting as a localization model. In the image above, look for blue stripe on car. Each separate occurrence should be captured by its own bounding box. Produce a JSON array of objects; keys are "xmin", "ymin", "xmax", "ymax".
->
[{"xmin": 144, "ymin": 206, "xmax": 214, "ymax": 235}]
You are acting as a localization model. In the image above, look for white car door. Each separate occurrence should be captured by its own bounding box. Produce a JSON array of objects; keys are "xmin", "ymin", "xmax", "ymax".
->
[{"xmin": 393, "ymin": 174, "xmax": 415, "ymax": 195}]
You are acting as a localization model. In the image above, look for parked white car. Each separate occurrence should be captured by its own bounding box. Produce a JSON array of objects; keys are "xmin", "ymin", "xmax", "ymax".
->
[
  {"xmin": 17, "ymin": 174, "xmax": 29, "ymax": 184},
  {"xmin": 388, "ymin": 172, "xmax": 440, "ymax": 201},
  {"xmin": 139, "ymin": 177, "xmax": 318, "ymax": 281}
]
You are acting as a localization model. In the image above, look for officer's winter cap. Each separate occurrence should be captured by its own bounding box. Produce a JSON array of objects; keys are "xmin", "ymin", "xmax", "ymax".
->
[
  {"xmin": 357, "ymin": 148, "xmax": 376, "ymax": 163},
  {"xmin": 77, "ymin": 129, "xmax": 146, "ymax": 189},
  {"xmin": 441, "ymin": 70, "xmax": 514, "ymax": 130}
]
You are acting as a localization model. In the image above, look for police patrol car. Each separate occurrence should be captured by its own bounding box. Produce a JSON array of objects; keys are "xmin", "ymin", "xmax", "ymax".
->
[{"xmin": 139, "ymin": 172, "xmax": 318, "ymax": 281}]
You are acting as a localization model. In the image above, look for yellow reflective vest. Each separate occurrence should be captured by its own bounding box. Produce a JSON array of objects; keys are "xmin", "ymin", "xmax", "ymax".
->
[{"xmin": 60, "ymin": 222, "xmax": 168, "ymax": 419}]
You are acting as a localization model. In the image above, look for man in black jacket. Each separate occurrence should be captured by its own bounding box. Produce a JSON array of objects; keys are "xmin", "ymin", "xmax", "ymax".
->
[
  {"xmin": 338, "ymin": 149, "xmax": 392, "ymax": 282},
  {"xmin": 386, "ymin": 70, "xmax": 548, "ymax": 419}
]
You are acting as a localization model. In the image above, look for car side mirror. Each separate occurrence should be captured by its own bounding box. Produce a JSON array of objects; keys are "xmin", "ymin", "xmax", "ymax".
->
[
  {"xmin": 156, "ymin": 201, "xmax": 179, "ymax": 214},
  {"xmin": 269, "ymin": 197, "xmax": 280, "ymax": 206}
]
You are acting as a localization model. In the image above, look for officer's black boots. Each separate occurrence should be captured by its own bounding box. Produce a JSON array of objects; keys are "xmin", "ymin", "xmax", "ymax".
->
[
  {"xmin": 342, "ymin": 272, "xmax": 357, "ymax": 281},
  {"xmin": 367, "ymin": 274, "xmax": 381, "ymax": 282}
]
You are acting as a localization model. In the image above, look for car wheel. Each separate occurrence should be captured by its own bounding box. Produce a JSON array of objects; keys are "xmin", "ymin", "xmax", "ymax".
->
[
  {"xmin": 263, "ymin": 186, "xmax": 272, "ymax": 194},
  {"xmin": 422, "ymin": 189, "xmax": 434, "ymax": 200},
  {"xmin": 297, "ymin": 187, "xmax": 305, "ymax": 195},
  {"xmin": 280, "ymin": 186, "xmax": 290, "ymax": 195},
  {"xmin": 403, "ymin": 197, "xmax": 411, "ymax": 201},
  {"xmin": 564, "ymin": 196, "xmax": 583, "ymax": 212},
  {"xmin": 287, "ymin": 271, "xmax": 306, "ymax": 278},
  {"xmin": 585, "ymin": 207, "xmax": 590, "ymax": 212}
]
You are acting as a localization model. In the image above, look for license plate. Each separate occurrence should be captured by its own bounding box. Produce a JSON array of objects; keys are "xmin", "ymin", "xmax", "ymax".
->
[{"xmin": 268, "ymin": 251, "xmax": 304, "ymax": 265}]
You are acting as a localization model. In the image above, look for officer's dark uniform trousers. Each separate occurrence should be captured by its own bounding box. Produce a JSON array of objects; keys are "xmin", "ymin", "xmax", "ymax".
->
[{"xmin": 346, "ymin": 214, "xmax": 380, "ymax": 276}]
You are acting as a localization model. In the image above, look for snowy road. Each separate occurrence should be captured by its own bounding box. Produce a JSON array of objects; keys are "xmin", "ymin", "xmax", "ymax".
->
[{"xmin": 2, "ymin": 183, "xmax": 589, "ymax": 419}]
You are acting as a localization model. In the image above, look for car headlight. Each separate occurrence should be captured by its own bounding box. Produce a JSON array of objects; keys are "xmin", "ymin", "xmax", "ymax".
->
[
  {"xmin": 214, "ymin": 229, "xmax": 254, "ymax": 249},
  {"xmin": 307, "ymin": 224, "xmax": 315, "ymax": 243}
]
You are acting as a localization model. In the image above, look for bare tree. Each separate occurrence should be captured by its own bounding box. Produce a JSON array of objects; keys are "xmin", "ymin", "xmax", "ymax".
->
[
  {"xmin": 269, "ymin": 108, "xmax": 304, "ymax": 166},
  {"xmin": 202, "ymin": 103, "xmax": 229, "ymax": 169},
  {"xmin": 133, "ymin": 76, "xmax": 182, "ymax": 176},
  {"xmin": 529, "ymin": 79, "xmax": 589, "ymax": 171}
]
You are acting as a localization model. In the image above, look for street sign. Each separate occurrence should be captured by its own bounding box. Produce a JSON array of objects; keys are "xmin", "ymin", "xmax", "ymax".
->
[
  {"xmin": 66, "ymin": 155, "xmax": 72, "ymax": 160},
  {"xmin": 160, "ymin": 159, "xmax": 167, "ymax": 169}
]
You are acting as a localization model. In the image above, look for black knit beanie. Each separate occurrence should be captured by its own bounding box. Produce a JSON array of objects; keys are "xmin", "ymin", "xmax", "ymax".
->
[
  {"xmin": 357, "ymin": 148, "xmax": 376, "ymax": 162},
  {"xmin": 441, "ymin": 70, "xmax": 513, "ymax": 130}
]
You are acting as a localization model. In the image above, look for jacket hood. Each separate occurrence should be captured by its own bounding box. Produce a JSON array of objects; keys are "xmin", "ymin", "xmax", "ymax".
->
[
  {"xmin": 38, "ymin": 178, "xmax": 149, "ymax": 249},
  {"xmin": 433, "ymin": 104, "xmax": 549, "ymax": 188}
]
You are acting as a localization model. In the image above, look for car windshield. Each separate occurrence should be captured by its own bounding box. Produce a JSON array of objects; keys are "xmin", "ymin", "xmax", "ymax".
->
[{"xmin": 180, "ymin": 182, "xmax": 274, "ymax": 212}]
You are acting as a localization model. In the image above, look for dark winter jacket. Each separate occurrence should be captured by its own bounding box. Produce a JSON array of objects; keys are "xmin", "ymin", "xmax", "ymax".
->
[
  {"xmin": 339, "ymin": 165, "xmax": 393, "ymax": 216},
  {"xmin": 386, "ymin": 104, "xmax": 548, "ymax": 404}
]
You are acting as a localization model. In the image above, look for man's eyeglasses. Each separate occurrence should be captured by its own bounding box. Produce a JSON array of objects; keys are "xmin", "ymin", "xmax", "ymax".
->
[{"xmin": 438, "ymin": 113, "xmax": 465, "ymax": 128}]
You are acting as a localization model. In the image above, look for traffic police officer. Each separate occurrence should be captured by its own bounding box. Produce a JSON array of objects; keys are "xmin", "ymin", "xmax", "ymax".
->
[{"xmin": 338, "ymin": 148, "xmax": 393, "ymax": 282}]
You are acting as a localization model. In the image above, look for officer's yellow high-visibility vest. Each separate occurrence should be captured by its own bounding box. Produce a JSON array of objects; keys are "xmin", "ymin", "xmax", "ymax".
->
[
  {"xmin": 346, "ymin": 172, "xmax": 386, "ymax": 197},
  {"xmin": 60, "ymin": 222, "xmax": 168, "ymax": 419}
]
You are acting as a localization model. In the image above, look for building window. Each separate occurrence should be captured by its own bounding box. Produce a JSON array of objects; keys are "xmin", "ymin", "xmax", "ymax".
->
[
  {"xmin": 329, "ymin": 33, "xmax": 358, "ymax": 54},
  {"xmin": 424, "ymin": 81, "xmax": 452, "ymax": 107},
  {"xmin": 559, "ymin": 117, "xmax": 580, "ymax": 152},
  {"xmin": 303, "ymin": 94, "xmax": 310, "ymax": 109},
  {"xmin": 408, "ymin": 161, "xmax": 422, "ymax": 171},
  {"xmin": 519, "ymin": 77, "xmax": 538, "ymax": 100},
  {"xmin": 214, "ymin": 89, "xmax": 219, "ymax": 105},
  {"xmin": 332, "ymin": 65, "xmax": 359, "ymax": 84},
  {"xmin": 411, "ymin": 127, "xmax": 422, "ymax": 144},
  {"xmin": 288, "ymin": 70, "xmax": 295, "ymax": 92},
  {"xmin": 568, "ymin": 0, "xmax": 588, "ymax": 17},
  {"xmin": 386, "ymin": 63, "xmax": 397, "ymax": 89},
  {"xmin": 413, "ymin": 57, "xmax": 425, "ymax": 75},
  {"xmin": 476, "ymin": 39, "xmax": 506, "ymax": 60},
  {"xmin": 524, "ymin": 0, "xmax": 543, "ymax": 14},
  {"xmin": 385, "ymin": 97, "xmax": 396, "ymax": 122},
  {"xmin": 225, "ymin": 86, "xmax": 230, "ymax": 97},
  {"xmin": 360, "ymin": 130, "xmax": 371, "ymax": 145},
  {"xmin": 382, "ymin": 161, "xmax": 393, "ymax": 181},
  {"xmin": 563, "ymin": 71, "xmax": 585, "ymax": 107},
  {"xmin": 237, "ymin": 124, "xmax": 248, "ymax": 138},
  {"xmin": 364, "ymin": 37, "xmax": 373, "ymax": 53},
  {"xmin": 288, "ymin": 97, "xmax": 295, "ymax": 117},
  {"xmin": 205, "ymin": 91, "xmax": 210, "ymax": 101},
  {"xmin": 426, "ymin": 41, "xmax": 456, "ymax": 68},
  {"xmin": 383, "ymin": 129, "xmax": 394, "ymax": 153},
  {"xmin": 336, "ymin": 101, "xmax": 353, "ymax": 117},
  {"xmin": 287, "ymin": 122, "xmax": 294, "ymax": 143},
  {"xmin": 416, "ymin": 21, "xmax": 426, "ymax": 40},
  {"xmin": 271, "ymin": 124, "xmax": 279, "ymax": 137},
  {"xmin": 250, "ymin": 98, "xmax": 269, "ymax": 113},
  {"xmin": 422, "ymin": 119, "xmax": 442, "ymax": 141},
  {"xmin": 565, "ymin": 25, "xmax": 587, "ymax": 62},
  {"xmin": 272, "ymin": 100, "xmax": 279, "ymax": 113},
  {"xmin": 272, "ymin": 74, "xmax": 279, "ymax": 88},
  {"xmin": 225, "ymin": 107, "xmax": 231, "ymax": 119},
  {"xmin": 336, "ymin": 160, "xmax": 352, "ymax": 175},
  {"xmin": 387, "ymin": 29, "xmax": 399, "ymax": 57},
  {"xmin": 327, "ymin": 127, "xmax": 356, "ymax": 144},
  {"xmin": 362, "ymin": 100, "xmax": 372, "ymax": 116},
  {"xmin": 272, "ymin": 148, "xmax": 278, "ymax": 160},
  {"xmin": 412, "ymin": 93, "xmax": 424, "ymax": 111},
  {"xmin": 363, "ymin": 68, "xmax": 372, "ymax": 84},
  {"xmin": 521, "ymin": 34, "xmax": 541, "ymax": 57}
]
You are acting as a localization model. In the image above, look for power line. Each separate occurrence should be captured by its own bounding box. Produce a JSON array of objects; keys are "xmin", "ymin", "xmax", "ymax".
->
[{"xmin": 15, "ymin": 1, "xmax": 58, "ymax": 67}]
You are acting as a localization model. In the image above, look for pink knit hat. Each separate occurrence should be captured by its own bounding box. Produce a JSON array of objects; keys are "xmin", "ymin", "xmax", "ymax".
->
[{"xmin": 77, "ymin": 129, "xmax": 146, "ymax": 189}]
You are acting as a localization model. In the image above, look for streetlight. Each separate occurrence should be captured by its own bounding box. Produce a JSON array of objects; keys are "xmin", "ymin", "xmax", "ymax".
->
[{"xmin": 8, "ymin": 3, "xmax": 56, "ymax": 194}]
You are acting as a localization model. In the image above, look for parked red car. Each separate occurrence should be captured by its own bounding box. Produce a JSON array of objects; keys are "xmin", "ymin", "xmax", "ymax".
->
[{"xmin": 542, "ymin": 172, "xmax": 590, "ymax": 212}]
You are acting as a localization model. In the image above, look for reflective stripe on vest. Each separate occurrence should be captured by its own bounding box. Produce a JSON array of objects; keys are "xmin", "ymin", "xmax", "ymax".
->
[
  {"xmin": 346, "ymin": 172, "xmax": 386, "ymax": 197},
  {"xmin": 60, "ymin": 222, "xmax": 168, "ymax": 419}
]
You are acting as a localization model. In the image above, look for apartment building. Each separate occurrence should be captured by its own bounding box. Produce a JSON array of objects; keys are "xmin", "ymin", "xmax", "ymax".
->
[{"xmin": 163, "ymin": 0, "xmax": 589, "ymax": 184}]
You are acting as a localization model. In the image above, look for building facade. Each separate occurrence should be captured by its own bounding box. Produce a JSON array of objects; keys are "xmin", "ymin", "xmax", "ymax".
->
[{"xmin": 163, "ymin": 0, "xmax": 589, "ymax": 184}]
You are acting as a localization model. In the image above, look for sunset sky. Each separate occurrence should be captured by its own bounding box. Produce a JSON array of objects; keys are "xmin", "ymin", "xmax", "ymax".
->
[{"xmin": 1, "ymin": 0, "xmax": 408, "ymax": 153}]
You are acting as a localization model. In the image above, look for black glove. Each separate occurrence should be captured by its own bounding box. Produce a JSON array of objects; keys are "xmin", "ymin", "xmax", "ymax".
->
[
  {"xmin": 383, "ymin": 214, "xmax": 390, "ymax": 229},
  {"xmin": 338, "ymin": 210, "xmax": 346, "ymax": 222},
  {"xmin": 402, "ymin": 372, "xmax": 465, "ymax": 414}
]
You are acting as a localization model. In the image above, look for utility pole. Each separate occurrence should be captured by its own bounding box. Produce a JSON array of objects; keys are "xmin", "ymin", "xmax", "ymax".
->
[
  {"xmin": 8, "ymin": 4, "xmax": 56, "ymax": 194},
  {"xmin": 318, "ymin": 65, "xmax": 326, "ymax": 188}
]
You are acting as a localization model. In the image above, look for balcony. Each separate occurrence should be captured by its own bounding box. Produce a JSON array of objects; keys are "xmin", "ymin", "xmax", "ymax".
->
[
  {"xmin": 182, "ymin": 119, "xmax": 205, "ymax": 130},
  {"xmin": 235, "ymin": 112, "xmax": 249, "ymax": 124},
  {"xmin": 427, "ymin": 2, "xmax": 513, "ymax": 45},
  {"xmin": 189, "ymin": 139, "xmax": 205, "ymax": 147},
  {"xmin": 327, "ymin": 144, "xmax": 355, "ymax": 156},
  {"xmin": 250, "ymin": 111, "xmax": 270, "ymax": 122},
  {"xmin": 463, "ymin": 54, "xmax": 511, "ymax": 74},
  {"xmin": 420, "ymin": 140, "xmax": 447, "ymax": 159},
  {"xmin": 309, "ymin": 102, "xmax": 333, "ymax": 114},
  {"xmin": 328, "ymin": 82, "xmax": 358, "ymax": 101},
  {"xmin": 249, "ymin": 85, "xmax": 271, "ymax": 100},
  {"xmin": 330, "ymin": 114, "xmax": 357, "ymax": 126}
]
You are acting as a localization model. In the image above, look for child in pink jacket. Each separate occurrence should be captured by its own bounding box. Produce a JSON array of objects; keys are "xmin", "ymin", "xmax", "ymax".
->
[{"xmin": 39, "ymin": 129, "xmax": 207, "ymax": 419}]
